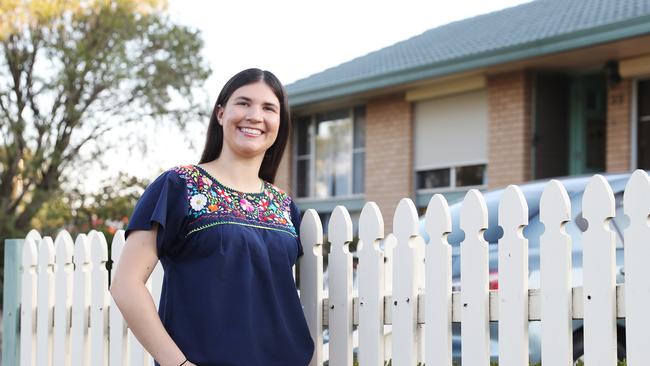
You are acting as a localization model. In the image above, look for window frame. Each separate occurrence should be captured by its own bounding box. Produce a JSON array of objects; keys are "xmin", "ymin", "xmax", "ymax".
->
[
  {"xmin": 293, "ymin": 107, "xmax": 366, "ymax": 200},
  {"xmin": 415, "ymin": 161, "xmax": 488, "ymax": 194}
]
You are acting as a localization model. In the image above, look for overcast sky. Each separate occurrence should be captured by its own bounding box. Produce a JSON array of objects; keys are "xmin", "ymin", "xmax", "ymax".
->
[{"xmin": 98, "ymin": 0, "xmax": 533, "ymax": 189}]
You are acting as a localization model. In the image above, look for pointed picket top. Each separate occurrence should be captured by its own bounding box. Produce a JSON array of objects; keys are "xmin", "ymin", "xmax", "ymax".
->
[
  {"xmin": 540, "ymin": 180, "xmax": 571, "ymax": 225},
  {"xmin": 425, "ymin": 194, "xmax": 452, "ymax": 243},
  {"xmin": 22, "ymin": 236, "xmax": 38, "ymax": 270},
  {"xmin": 54, "ymin": 230, "xmax": 74, "ymax": 269},
  {"xmin": 460, "ymin": 189, "xmax": 488, "ymax": 239},
  {"xmin": 26, "ymin": 229, "xmax": 42, "ymax": 243},
  {"xmin": 582, "ymin": 174, "xmax": 617, "ymax": 365},
  {"xmin": 393, "ymin": 198, "xmax": 419, "ymax": 242},
  {"xmin": 499, "ymin": 185, "xmax": 528, "ymax": 236},
  {"xmin": 624, "ymin": 169, "xmax": 650, "ymax": 219},
  {"xmin": 297, "ymin": 208, "xmax": 324, "ymax": 366},
  {"xmin": 38, "ymin": 236, "xmax": 55, "ymax": 271},
  {"xmin": 111, "ymin": 231, "xmax": 126, "ymax": 263},
  {"xmin": 329, "ymin": 205, "xmax": 353, "ymax": 251},
  {"xmin": 89, "ymin": 230, "xmax": 109, "ymax": 265},
  {"xmin": 300, "ymin": 209, "xmax": 323, "ymax": 256},
  {"xmin": 424, "ymin": 194, "xmax": 453, "ymax": 366},
  {"xmin": 623, "ymin": 169, "xmax": 650, "ymax": 365},
  {"xmin": 74, "ymin": 233, "xmax": 90, "ymax": 264},
  {"xmin": 359, "ymin": 201, "xmax": 384, "ymax": 254},
  {"xmin": 582, "ymin": 174, "xmax": 615, "ymax": 223}
]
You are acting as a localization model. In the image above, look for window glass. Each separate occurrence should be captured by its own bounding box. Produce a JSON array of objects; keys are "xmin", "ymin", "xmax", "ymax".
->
[
  {"xmin": 315, "ymin": 115, "xmax": 352, "ymax": 198},
  {"xmin": 456, "ymin": 164, "xmax": 486, "ymax": 187},
  {"xmin": 296, "ymin": 116, "xmax": 311, "ymax": 155},
  {"xmin": 354, "ymin": 106, "xmax": 365, "ymax": 149},
  {"xmin": 296, "ymin": 159, "xmax": 310, "ymax": 198},
  {"xmin": 417, "ymin": 168, "xmax": 451, "ymax": 189},
  {"xmin": 353, "ymin": 152, "xmax": 365, "ymax": 194}
]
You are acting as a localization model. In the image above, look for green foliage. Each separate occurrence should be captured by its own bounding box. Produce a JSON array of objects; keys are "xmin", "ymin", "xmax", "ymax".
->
[{"xmin": 0, "ymin": 0, "xmax": 210, "ymax": 300}]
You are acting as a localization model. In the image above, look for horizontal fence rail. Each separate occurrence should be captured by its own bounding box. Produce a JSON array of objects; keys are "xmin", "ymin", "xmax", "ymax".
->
[{"xmin": 4, "ymin": 171, "xmax": 650, "ymax": 365}]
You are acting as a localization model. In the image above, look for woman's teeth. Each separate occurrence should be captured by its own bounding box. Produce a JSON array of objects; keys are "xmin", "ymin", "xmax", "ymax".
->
[{"xmin": 240, "ymin": 127, "xmax": 262, "ymax": 136}]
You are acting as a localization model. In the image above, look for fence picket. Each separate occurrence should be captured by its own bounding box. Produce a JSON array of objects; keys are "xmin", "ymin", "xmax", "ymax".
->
[
  {"xmin": 328, "ymin": 205, "xmax": 354, "ymax": 366},
  {"xmin": 10, "ymin": 172, "xmax": 650, "ymax": 366},
  {"xmin": 53, "ymin": 231, "xmax": 74, "ymax": 366},
  {"xmin": 358, "ymin": 202, "xmax": 385, "ymax": 366},
  {"xmin": 90, "ymin": 231, "xmax": 110, "ymax": 366},
  {"xmin": 424, "ymin": 194, "xmax": 452, "ymax": 366},
  {"xmin": 460, "ymin": 189, "xmax": 490, "ymax": 365},
  {"xmin": 391, "ymin": 198, "xmax": 422, "ymax": 365},
  {"xmin": 71, "ymin": 234, "xmax": 91, "ymax": 366},
  {"xmin": 298, "ymin": 209, "xmax": 324, "ymax": 366},
  {"xmin": 540, "ymin": 180, "xmax": 573, "ymax": 365},
  {"xmin": 498, "ymin": 185, "xmax": 529, "ymax": 366},
  {"xmin": 109, "ymin": 231, "xmax": 129, "ymax": 366},
  {"xmin": 624, "ymin": 170, "xmax": 650, "ymax": 366},
  {"xmin": 20, "ymin": 237, "xmax": 39, "ymax": 366},
  {"xmin": 582, "ymin": 175, "xmax": 617, "ymax": 366},
  {"xmin": 35, "ymin": 237, "xmax": 55, "ymax": 366}
]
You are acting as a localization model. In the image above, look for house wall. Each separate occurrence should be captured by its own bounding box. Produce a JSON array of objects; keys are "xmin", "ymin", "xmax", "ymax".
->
[
  {"xmin": 275, "ymin": 139, "xmax": 292, "ymax": 195},
  {"xmin": 606, "ymin": 78, "xmax": 632, "ymax": 172},
  {"xmin": 487, "ymin": 70, "xmax": 533, "ymax": 188},
  {"xmin": 366, "ymin": 95, "xmax": 413, "ymax": 232}
]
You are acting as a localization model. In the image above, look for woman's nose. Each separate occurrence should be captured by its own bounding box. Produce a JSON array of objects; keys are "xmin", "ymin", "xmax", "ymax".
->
[{"xmin": 246, "ymin": 106, "xmax": 263, "ymax": 122}]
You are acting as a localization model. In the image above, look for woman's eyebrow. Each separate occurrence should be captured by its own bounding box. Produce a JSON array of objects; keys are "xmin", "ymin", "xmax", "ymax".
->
[{"xmin": 234, "ymin": 95, "xmax": 279, "ymax": 108}]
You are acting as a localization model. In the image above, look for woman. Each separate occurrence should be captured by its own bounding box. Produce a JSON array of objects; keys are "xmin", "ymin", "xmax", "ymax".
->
[{"xmin": 110, "ymin": 69, "xmax": 314, "ymax": 366}]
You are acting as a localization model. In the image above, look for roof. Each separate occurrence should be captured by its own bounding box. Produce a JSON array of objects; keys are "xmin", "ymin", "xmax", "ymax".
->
[{"xmin": 287, "ymin": 0, "xmax": 650, "ymax": 106}]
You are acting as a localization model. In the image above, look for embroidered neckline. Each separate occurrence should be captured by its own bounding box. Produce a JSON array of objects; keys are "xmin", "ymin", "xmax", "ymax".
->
[
  {"xmin": 193, "ymin": 164, "xmax": 266, "ymax": 196},
  {"xmin": 173, "ymin": 165, "xmax": 296, "ymax": 237}
]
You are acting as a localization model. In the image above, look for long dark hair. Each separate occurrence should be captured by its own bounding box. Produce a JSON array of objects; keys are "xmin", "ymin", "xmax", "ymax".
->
[{"xmin": 199, "ymin": 68, "xmax": 291, "ymax": 184}]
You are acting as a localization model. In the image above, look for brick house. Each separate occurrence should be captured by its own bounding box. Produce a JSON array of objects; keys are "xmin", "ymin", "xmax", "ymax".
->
[{"xmin": 275, "ymin": 0, "xmax": 650, "ymax": 230}]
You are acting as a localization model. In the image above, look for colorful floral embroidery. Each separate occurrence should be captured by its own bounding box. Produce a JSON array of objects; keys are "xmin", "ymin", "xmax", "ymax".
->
[{"xmin": 173, "ymin": 165, "xmax": 297, "ymax": 237}]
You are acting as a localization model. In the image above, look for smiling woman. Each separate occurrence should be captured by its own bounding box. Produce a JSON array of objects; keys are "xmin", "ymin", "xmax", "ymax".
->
[{"xmin": 110, "ymin": 69, "xmax": 315, "ymax": 366}]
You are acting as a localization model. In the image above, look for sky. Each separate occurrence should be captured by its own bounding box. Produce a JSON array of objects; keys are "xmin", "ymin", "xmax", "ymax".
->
[{"xmin": 100, "ymin": 0, "xmax": 533, "ymax": 189}]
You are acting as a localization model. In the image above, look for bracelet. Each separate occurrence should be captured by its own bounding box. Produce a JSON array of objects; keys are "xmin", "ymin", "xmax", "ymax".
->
[{"xmin": 179, "ymin": 359, "xmax": 188, "ymax": 366}]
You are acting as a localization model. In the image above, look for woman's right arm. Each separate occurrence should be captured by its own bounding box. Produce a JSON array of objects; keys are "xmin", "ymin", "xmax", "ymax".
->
[{"xmin": 109, "ymin": 225, "xmax": 196, "ymax": 366}]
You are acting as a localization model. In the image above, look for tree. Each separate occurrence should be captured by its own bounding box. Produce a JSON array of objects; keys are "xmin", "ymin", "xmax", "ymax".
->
[
  {"xmin": 0, "ymin": 0, "xmax": 211, "ymax": 295},
  {"xmin": 0, "ymin": 0, "xmax": 210, "ymax": 239}
]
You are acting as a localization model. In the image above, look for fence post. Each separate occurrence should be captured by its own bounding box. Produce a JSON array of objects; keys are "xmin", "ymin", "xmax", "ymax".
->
[{"xmin": 2, "ymin": 239, "xmax": 24, "ymax": 366}]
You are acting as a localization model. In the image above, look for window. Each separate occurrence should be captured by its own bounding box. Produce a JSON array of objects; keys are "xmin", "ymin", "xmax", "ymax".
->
[
  {"xmin": 637, "ymin": 79, "xmax": 650, "ymax": 169},
  {"xmin": 294, "ymin": 107, "xmax": 365, "ymax": 198},
  {"xmin": 413, "ymin": 90, "xmax": 488, "ymax": 193},
  {"xmin": 416, "ymin": 164, "xmax": 486, "ymax": 191}
]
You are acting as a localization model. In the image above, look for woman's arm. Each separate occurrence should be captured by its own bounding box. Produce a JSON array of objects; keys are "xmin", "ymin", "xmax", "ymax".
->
[{"xmin": 109, "ymin": 225, "xmax": 196, "ymax": 366}]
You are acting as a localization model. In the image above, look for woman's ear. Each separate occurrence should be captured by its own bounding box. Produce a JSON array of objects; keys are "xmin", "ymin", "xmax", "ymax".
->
[{"xmin": 216, "ymin": 104, "xmax": 224, "ymax": 125}]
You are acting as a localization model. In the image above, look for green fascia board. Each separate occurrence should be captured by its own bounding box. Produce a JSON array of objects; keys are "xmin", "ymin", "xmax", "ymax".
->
[{"xmin": 289, "ymin": 15, "xmax": 650, "ymax": 107}]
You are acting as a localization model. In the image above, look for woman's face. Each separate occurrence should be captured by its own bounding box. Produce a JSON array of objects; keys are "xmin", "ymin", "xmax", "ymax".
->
[{"xmin": 217, "ymin": 81, "xmax": 281, "ymax": 160}]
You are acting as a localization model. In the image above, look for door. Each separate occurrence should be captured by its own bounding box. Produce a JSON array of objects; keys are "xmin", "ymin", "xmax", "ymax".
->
[{"xmin": 568, "ymin": 74, "xmax": 607, "ymax": 175}]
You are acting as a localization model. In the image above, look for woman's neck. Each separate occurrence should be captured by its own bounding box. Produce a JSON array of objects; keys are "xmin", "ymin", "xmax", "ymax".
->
[{"xmin": 201, "ymin": 151, "xmax": 265, "ymax": 193}]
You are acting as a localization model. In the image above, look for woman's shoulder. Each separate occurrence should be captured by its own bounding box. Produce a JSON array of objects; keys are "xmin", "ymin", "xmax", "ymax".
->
[{"xmin": 263, "ymin": 181, "xmax": 295, "ymax": 206}]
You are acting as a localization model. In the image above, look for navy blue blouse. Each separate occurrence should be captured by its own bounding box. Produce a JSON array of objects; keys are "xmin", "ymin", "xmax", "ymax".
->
[{"xmin": 126, "ymin": 165, "xmax": 314, "ymax": 366}]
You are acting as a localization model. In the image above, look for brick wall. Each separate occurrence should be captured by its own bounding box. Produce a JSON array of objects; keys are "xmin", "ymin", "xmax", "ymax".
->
[
  {"xmin": 366, "ymin": 95, "xmax": 413, "ymax": 232},
  {"xmin": 606, "ymin": 78, "xmax": 632, "ymax": 172},
  {"xmin": 487, "ymin": 70, "xmax": 533, "ymax": 188}
]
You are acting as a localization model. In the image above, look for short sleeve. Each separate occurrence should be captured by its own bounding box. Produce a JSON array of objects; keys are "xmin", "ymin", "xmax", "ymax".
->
[
  {"xmin": 289, "ymin": 200, "xmax": 304, "ymax": 258},
  {"xmin": 125, "ymin": 169, "xmax": 188, "ymax": 258}
]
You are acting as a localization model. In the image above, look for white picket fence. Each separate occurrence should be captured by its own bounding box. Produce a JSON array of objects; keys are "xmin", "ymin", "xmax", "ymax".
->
[
  {"xmin": 13, "ymin": 171, "xmax": 650, "ymax": 365},
  {"xmin": 18, "ymin": 230, "xmax": 164, "ymax": 366}
]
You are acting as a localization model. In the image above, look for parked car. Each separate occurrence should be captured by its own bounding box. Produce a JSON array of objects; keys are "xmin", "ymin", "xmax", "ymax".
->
[{"xmin": 418, "ymin": 172, "xmax": 634, "ymax": 364}]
